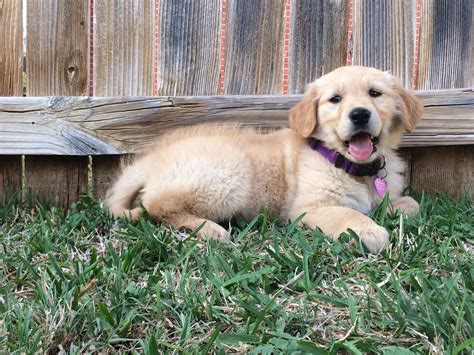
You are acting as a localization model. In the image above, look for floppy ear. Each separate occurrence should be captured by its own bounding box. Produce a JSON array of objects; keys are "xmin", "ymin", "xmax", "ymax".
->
[
  {"xmin": 289, "ymin": 85, "xmax": 318, "ymax": 137},
  {"xmin": 396, "ymin": 85, "xmax": 423, "ymax": 133}
]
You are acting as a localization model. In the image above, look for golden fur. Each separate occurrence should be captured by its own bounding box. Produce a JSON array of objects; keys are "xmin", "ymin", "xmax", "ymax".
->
[{"xmin": 106, "ymin": 66, "xmax": 423, "ymax": 253}]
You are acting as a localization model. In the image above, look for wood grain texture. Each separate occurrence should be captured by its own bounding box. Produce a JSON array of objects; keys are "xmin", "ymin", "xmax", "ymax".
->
[
  {"xmin": 417, "ymin": 0, "xmax": 472, "ymax": 89},
  {"xmin": 93, "ymin": 0, "xmax": 155, "ymax": 96},
  {"xmin": 157, "ymin": 0, "xmax": 222, "ymax": 95},
  {"xmin": 92, "ymin": 0, "xmax": 155, "ymax": 201},
  {"xmin": 411, "ymin": 0, "xmax": 473, "ymax": 197},
  {"xmin": 92, "ymin": 155, "xmax": 123, "ymax": 201},
  {"xmin": 0, "ymin": 89, "xmax": 472, "ymax": 155},
  {"xmin": 401, "ymin": 89, "xmax": 474, "ymax": 146},
  {"xmin": 224, "ymin": 0, "xmax": 285, "ymax": 94},
  {"xmin": 0, "ymin": 0, "xmax": 23, "ymax": 202},
  {"xmin": 352, "ymin": 0, "xmax": 416, "ymax": 88},
  {"xmin": 0, "ymin": 0, "xmax": 23, "ymax": 96},
  {"xmin": 25, "ymin": 156, "xmax": 88, "ymax": 207},
  {"xmin": 411, "ymin": 146, "xmax": 473, "ymax": 198},
  {"xmin": 26, "ymin": 0, "xmax": 89, "ymax": 95},
  {"xmin": 289, "ymin": 0, "xmax": 350, "ymax": 93},
  {"xmin": 25, "ymin": 0, "xmax": 89, "ymax": 206},
  {"xmin": 0, "ymin": 156, "xmax": 22, "ymax": 203}
]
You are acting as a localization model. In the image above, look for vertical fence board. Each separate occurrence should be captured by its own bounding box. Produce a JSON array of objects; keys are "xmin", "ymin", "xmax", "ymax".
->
[
  {"xmin": 0, "ymin": 0, "xmax": 23, "ymax": 96},
  {"xmin": 411, "ymin": 0, "xmax": 472, "ymax": 196},
  {"xmin": 93, "ymin": 155, "xmax": 123, "ymax": 201},
  {"xmin": 411, "ymin": 146, "xmax": 473, "ymax": 198},
  {"xmin": 93, "ymin": 0, "xmax": 155, "ymax": 96},
  {"xmin": 25, "ymin": 156, "xmax": 88, "ymax": 207},
  {"xmin": 157, "ymin": 0, "xmax": 222, "ymax": 95},
  {"xmin": 224, "ymin": 0, "xmax": 285, "ymax": 94},
  {"xmin": 0, "ymin": 156, "xmax": 22, "ymax": 203},
  {"xmin": 25, "ymin": 0, "xmax": 89, "ymax": 207},
  {"xmin": 0, "ymin": 0, "xmax": 23, "ymax": 203},
  {"xmin": 92, "ymin": 0, "xmax": 155, "ymax": 201},
  {"xmin": 289, "ymin": 0, "xmax": 350, "ymax": 94},
  {"xmin": 92, "ymin": 155, "xmax": 122, "ymax": 202},
  {"xmin": 26, "ymin": 0, "xmax": 89, "ymax": 95},
  {"xmin": 352, "ymin": 0, "xmax": 416, "ymax": 88},
  {"xmin": 417, "ymin": 0, "xmax": 472, "ymax": 89}
]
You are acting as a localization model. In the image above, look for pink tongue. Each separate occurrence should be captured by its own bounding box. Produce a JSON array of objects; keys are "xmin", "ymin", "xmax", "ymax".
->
[{"xmin": 348, "ymin": 133, "xmax": 373, "ymax": 161}]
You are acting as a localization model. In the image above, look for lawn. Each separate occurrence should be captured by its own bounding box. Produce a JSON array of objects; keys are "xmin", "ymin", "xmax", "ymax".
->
[{"xmin": 0, "ymin": 192, "xmax": 472, "ymax": 354}]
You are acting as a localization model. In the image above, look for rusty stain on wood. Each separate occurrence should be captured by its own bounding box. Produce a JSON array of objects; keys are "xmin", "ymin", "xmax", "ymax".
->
[
  {"xmin": 352, "ymin": 0, "xmax": 416, "ymax": 89},
  {"xmin": 0, "ymin": 89, "xmax": 472, "ymax": 155},
  {"xmin": 224, "ymin": 0, "xmax": 286, "ymax": 94},
  {"xmin": 289, "ymin": 0, "xmax": 350, "ymax": 93},
  {"xmin": 157, "ymin": 0, "xmax": 222, "ymax": 95}
]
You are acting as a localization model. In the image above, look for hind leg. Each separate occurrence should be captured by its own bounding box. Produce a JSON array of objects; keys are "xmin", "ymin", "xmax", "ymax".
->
[
  {"xmin": 143, "ymin": 191, "xmax": 231, "ymax": 243},
  {"xmin": 168, "ymin": 214, "xmax": 231, "ymax": 243}
]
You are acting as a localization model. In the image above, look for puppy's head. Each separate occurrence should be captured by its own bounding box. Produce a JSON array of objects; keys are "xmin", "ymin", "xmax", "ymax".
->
[{"xmin": 289, "ymin": 66, "xmax": 423, "ymax": 163}]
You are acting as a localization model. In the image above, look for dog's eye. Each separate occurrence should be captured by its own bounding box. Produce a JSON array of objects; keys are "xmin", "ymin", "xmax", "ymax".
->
[
  {"xmin": 369, "ymin": 89, "xmax": 382, "ymax": 97},
  {"xmin": 329, "ymin": 95, "xmax": 341, "ymax": 104}
]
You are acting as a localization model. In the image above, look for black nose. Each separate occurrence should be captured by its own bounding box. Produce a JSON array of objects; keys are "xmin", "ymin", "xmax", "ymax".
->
[{"xmin": 349, "ymin": 107, "xmax": 371, "ymax": 126}]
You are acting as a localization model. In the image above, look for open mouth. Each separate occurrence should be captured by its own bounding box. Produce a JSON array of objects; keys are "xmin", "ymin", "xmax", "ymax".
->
[{"xmin": 343, "ymin": 132, "xmax": 379, "ymax": 161}]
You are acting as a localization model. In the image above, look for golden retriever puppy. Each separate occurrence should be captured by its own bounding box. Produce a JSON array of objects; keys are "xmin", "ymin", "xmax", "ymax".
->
[{"xmin": 106, "ymin": 66, "xmax": 422, "ymax": 253}]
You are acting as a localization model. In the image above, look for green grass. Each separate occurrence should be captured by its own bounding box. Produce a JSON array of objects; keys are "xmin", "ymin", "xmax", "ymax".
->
[{"xmin": 0, "ymin": 192, "xmax": 473, "ymax": 354}]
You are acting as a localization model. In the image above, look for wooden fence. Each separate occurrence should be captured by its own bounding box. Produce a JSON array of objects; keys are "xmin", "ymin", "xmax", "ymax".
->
[{"xmin": 0, "ymin": 0, "xmax": 473, "ymax": 207}]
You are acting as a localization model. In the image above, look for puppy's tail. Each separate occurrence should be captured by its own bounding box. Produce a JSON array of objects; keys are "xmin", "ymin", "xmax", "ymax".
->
[{"xmin": 105, "ymin": 164, "xmax": 145, "ymax": 222}]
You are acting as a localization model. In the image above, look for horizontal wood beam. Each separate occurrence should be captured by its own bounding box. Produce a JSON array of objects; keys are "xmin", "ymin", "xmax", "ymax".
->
[{"xmin": 0, "ymin": 89, "xmax": 472, "ymax": 155}]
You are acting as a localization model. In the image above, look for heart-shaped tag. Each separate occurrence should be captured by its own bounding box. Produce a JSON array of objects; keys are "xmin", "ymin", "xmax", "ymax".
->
[{"xmin": 375, "ymin": 177, "xmax": 388, "ymax": 196}]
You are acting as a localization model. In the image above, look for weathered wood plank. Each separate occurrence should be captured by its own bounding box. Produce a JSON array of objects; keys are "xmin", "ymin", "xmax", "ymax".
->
[
  {"xmin": 289, "ymin": 0, "xmax": 350, "ymax": 93},
  {"xmin": 26, "ymin": 0, "xmax": 89, "ymax": 95},
  {"xmin": 24, "ymin": 156, "xmax": 88, "ymax": 208},
  {"xmin": 91, "ymin": 0, "xmax": 155, "ymax": 200},
  {"xmin": 401, "ymin": 89, "xmax": 474, "ymax": 146},
  {"xmin": 93, "ymin": 0, "xmax": 155, "ymax": 96},
  {"xmin": 0, "ymin": 156, "xmax": 22, "ymax": 203},
  {"xmin": 25, "ymin": 0, "xmax": 89, "ymax": 206},
  {"xmin": 0, "ymin": 89, "xmax": 472, "ymax": 155},
  {"xmin": 0, "ymin": 0, "xmax": 23, "ymax": 96},
  {"xmin": 157, "ymin": 0, "xmax": 222, "ymax": 95},
  {"xmin": 411, "ymin": 146, "xmax": 473, "ymax": 198},
  {"xmin": 92, "ymin": 155, "xmax": 123, "ymax": 201},
  {"xmin": 411, "ymin": 0, "xmax": 473, "ymax": 196},
  {"xmin": 417, "ymin": 0, "xmax": 472, "ymax": 89},
  {"xmin": 224, "ymin": 0, "xmax": 286, "ymax": 94},
  {"xmin": 0, "ymin": 0, "xmax": 23, "ymax": 202},
  {"xmin": 352, "ymin": 0, "xmax": 416, "ymax": 89}
]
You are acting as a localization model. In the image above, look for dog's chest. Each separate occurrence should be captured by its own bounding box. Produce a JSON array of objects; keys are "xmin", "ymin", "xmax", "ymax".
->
[
  {"xmin": 339, "ymin": 177, "xmax": 380, "ymax": 214},
  {"xmin": 295, "ymin": 153, "xmax": 382, "ymax": 215},
  {"xmin": 291, "ymin": 147, "xmax": 409, "ymax": 218}
]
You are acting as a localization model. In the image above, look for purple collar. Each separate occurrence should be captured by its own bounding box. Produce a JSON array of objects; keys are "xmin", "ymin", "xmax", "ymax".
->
[{"xmin": 308, "ymin": 137, "xmax": 384, "ymax": 177}]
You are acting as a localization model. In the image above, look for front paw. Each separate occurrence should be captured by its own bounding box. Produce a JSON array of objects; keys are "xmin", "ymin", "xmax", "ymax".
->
[
  {"xmin": 356, "ymin": 225, "xmax": 390, "ymax": 254},
  {"xmin": 391, "ymin": 196, "xmax": 419, "ymax": 216},
  {"xmin": 197, "ymin": 221, "xmax": 231, "ymax": 243}
]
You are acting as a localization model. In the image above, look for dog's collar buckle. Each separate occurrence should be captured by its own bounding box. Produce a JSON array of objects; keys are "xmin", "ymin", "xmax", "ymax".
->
[{"xmin": 334, "ymin": 153, "xmax": 345, "ymax": 169}]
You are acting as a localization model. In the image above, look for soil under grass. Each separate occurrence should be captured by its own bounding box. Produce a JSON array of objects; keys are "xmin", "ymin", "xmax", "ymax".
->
[{"xmin": 0, "ymin": 192, "xmax": 473, "ymax": 354}]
